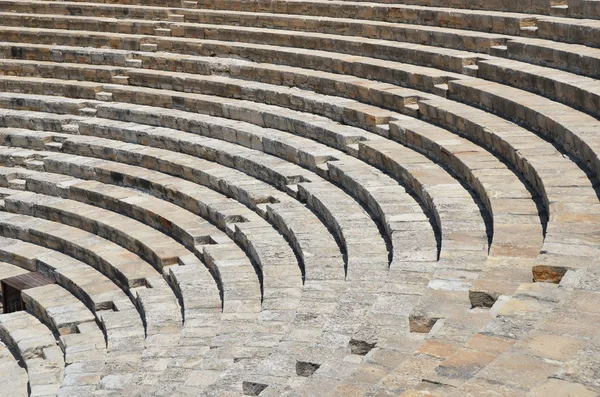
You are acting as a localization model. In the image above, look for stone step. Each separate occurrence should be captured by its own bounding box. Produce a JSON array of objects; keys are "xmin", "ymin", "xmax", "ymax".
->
[
  {"xmin": 0, "ymin": 310, "xmax": 64, "ymax": 396},
  {"xmin": 0, "ymin": 341, "xmax": 28, "ymax": 397}
]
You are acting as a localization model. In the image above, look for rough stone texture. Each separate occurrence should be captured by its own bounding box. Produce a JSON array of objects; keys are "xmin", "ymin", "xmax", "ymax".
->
[{"xmin": 0, "ymin": 0, "xmax": 598, "ymax": 396}]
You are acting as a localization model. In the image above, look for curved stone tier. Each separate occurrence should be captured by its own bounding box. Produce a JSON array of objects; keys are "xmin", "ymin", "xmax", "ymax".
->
[{"xmin": 0, "ymin": 0, "xmax": 598, "ymax": 396}]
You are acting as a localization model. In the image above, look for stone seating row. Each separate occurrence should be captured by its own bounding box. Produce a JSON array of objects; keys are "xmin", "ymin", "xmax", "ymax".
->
[
  {"xmin": 15, "ymin": 0, "xmax": 600, "ymax": 22},
  {"xmin": 0, "ymin": 111, "xmax": 436, "ymax": 392},
  {"xmin": 0, "ymin": 113, "xmax": 389, "ymax": 311},
  {"xmin": 14, "ymin": 0, "xmax": 600, "ymax": 49},
  {"xmin": 0, "ymin": 165, "xmax": 262, "ymax": 325},
  {"xmin": 196, "ymin": 0, "xmax": 600, "ymax": 25},
  {"xmin": 0, "ymin": 216, "xmax": 228, "ymax": 393},
  {"xmin": 447, "ymin": 78, "xmax": 600, "ymax": 179},
  {"xmin": 2, "ymin": 34, "xmax": 596, "ymax": 193},
  {"xmin": 88, "ymin": 48, "xmax": 552, "ymax": 262},
  {"xmin": 0, "ymin": 125, "xmax": 310, "ymax": 296},
  {"xmin": 3, "ymin": 42, "xmax": 600, "ymax": 182},
  {"xmin": 0, "ymin": 339, "xmax": 28, "ymax": 397},
  {"xmin": 0, "ymin": 160, "xmax": 264, "ymax": 394},
  {"xmin": 329, "ymin": 0, "xmax": 564, "ymax": 16},
  {"xmin": 477, "ymin": 57, "xmax": 600, "ymax": 120},
  {"xmin": 0, "ymin": 235, "xmax": 148, "ymax": 393},
  {"xmin": 0, "ymin": 187, "xmax": 223, "ymax": 328},
  {"xmin": 0, "ymin": 55, "xmax": 592, "ymax": 318},
  {"xmin": 20, "ymin": 283, "xmax": 108, "ymax": 396},
  {"xmin": 0, "ymin": 58, "xmax": 543, "ymax": 286},
  {"xmin": 0, "ymin": 89, "xmax": 489, "ymax": 298},
  {"xmin": 0, "ymin": 97, "xmax": 552, "ymax": 394},
  {"xmin": 0, "ymin": 310, "xmax": 64, "ymax": 396},
  {"xmin": 0, "ymin": 76, "xmax": 548, "ymax": 326},
  {"xmin": 7, "ymin": 0, "xmax": 568, "ymax": 18},
  {"xmin": 0, "ymin": 115, "xmax": 300, "ymax": 324},
  {"xmin": 0, "ymin": 1, "xmax": 512, "ymax": 53},
  {"xmin": 0, "ymin": 17, "xmax": 483, "ymax": 74}
]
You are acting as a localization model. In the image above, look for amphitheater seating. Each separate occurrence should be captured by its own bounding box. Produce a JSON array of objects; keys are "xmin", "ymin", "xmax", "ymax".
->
[
  {"xmin": 0, "ymin": 310, "xmax": 64, "ymax": 396},
  {"xmin": 0, "ymin": 0, "xmax": 598, "ymax": 395}
]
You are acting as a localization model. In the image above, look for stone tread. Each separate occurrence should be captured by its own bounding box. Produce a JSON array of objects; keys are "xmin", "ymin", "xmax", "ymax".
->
[
  {"xmin": 419, "ymin": 95, "xmax": 600, "ymax": 268},
  {"xmin": 504, "ymin": 36, "xmax": 600, "ymax": 79},
  {"xmin": 0, "ymin": 96, "xmax": 432, "ymax": 397},
  {"xmin": 477, "ymin": 56, "xmax": 600, "ymax": 120},
  {"xmin": 0, "ymin": 40, "xmax": 460, "ymax": 94},
  {"xmin": 0, "ymin": 259, "xmax": 28, "ymax": 281},
  {"xmin": 193, "ymin": 0, "xmax": 546, "ymax": 34},
  {"xmin": 0, "ymin": 1, "xmax": 513, "ymax": 52},
  {"xmin": 0, "ymin": 310, "xmax": 64, "ymax": 397},
  {"xmin": 4, "ymin": 190, "xmax": 191, "ymax": 270},
  {"xmin": 448, "ymin": 78, "xmax": 600, "ymax": 180},
  {"xmin": 389, "ymin": 116, "xmax": 544, "ymax": 261},
  {"xmin": 21, "ymin": 283, "xmax": 98, "ymax": 336},
  {"xmin": 0, "ymin": 340, "xmax": 28, "ymax": 397},
  {"xmin": 20, "ymin": 283, "xmax": 108, "ymax": 392},
  {"xmin": 0, "ymin": 167, "xmax": 256, "ymax": 318},
  {"xmin": 0, "ymin": 211, "xmax": 183, "ymax": 334},
  {"xmin": 0, "ymin": 12, "xmax": 488, "ymax": 73}
]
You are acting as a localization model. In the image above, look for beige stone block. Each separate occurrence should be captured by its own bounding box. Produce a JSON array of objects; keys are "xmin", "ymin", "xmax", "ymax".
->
[
  {"xmin": 518, "ymin": 331, "xmax": 585, "ymax": 362},
  {"xmin": 527, "ymin": 379, "xmax": 597, "ymax": 397}
]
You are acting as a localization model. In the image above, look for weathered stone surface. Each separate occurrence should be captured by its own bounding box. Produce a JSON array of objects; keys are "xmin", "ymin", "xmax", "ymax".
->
[{"xmin": 0, "ymin": 1, "xmax": 599, "ymax": 395}]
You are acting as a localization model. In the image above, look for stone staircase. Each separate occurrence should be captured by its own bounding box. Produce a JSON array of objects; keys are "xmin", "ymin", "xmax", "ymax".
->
[{"xmin": 0, "ymin": 0, "xmax": 597, "ymax": 395}]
